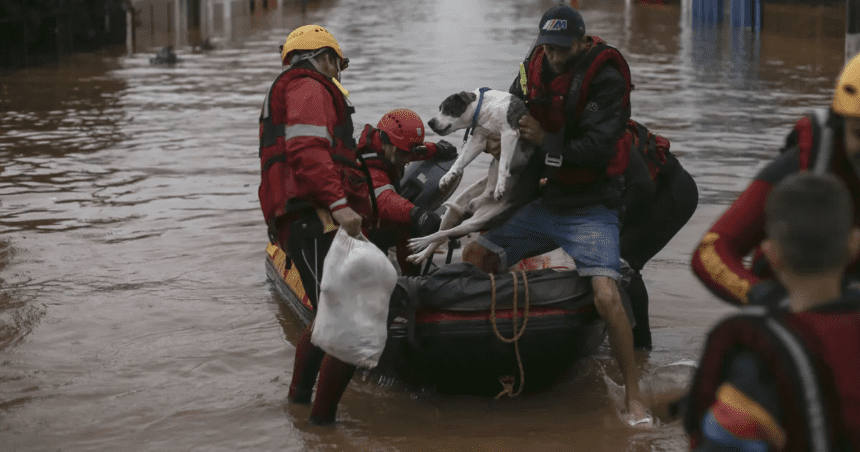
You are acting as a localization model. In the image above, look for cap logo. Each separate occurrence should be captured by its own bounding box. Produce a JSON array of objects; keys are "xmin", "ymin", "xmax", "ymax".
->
[
  {"xmin": 542, "ymin": 19, "xmax": 567, "ymax": 31},
  {"xmin": 417, "ymin": 128, "xmax": 423, "ymax": 136}
]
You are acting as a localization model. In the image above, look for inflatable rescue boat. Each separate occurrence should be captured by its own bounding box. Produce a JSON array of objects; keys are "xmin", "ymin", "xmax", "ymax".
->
[{"xmin": 264, "ymin": 157, "xmax": 615, "ymax": 397}]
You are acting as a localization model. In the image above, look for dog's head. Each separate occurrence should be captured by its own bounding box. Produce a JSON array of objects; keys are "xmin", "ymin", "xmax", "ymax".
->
[{"xmin": 427, "ymin": 91, "xmax": 478, "ymax": 136}]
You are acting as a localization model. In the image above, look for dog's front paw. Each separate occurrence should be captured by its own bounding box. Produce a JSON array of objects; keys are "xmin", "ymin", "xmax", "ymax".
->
[
  {"xmin": 439, "ymin": 171, "xmax": 460, "ymax": 191},
  {"xmin": 406, "ymin": 245, "xmax": 435, "ymax": 264},
  {"xmin": 406, "ymin": 252, "xmax": 425, "ymax": 265},
  {"xmin": 408, "ymin": 236, "xmax": 428, "ymax": 253}
]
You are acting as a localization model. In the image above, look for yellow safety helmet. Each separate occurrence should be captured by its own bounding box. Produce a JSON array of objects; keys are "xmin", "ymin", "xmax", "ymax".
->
[
  {"xmin": 832, "ymin": 53, "xmax": 860, "ymax": 118},
  {"xmin": 280, "ymin": 24, "xmax": 344, "ymax": 64}
]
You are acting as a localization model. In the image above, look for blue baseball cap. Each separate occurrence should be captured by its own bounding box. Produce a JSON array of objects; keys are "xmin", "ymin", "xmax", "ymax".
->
[{"xmin": 535, "ymin": 5, "xmax": 586, "ymax": 48}]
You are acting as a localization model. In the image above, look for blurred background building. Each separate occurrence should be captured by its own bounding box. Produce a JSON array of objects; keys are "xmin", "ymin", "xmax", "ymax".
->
[{"xmin": 0, "ymin": 0, "xmax": 129, "ymax": 68}]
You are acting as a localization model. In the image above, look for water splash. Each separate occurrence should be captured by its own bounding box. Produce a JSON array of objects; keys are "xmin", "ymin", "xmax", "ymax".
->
[{"xmin": 598, "ymin": 359, "xmax": 698, "ymax": 428}]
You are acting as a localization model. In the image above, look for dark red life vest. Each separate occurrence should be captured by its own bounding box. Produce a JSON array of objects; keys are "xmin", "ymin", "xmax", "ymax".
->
[
  {"xmin": 789, "ymin": 109, "xmax": 857, "ymax": 183},
  {"xmin": 258, "ymin": 68, "xmax": 376, "ymax": 234},
  {"xmin": 356, "ymin": 124, "xmax": 399, "ymax": 189},
  {"xmin": 685, "ymin": 299, "xmax": 860, "ymax": 451},
  {"xmin": 525, "ymin": 37, "xmax": 632, "ymax": 184},
  {"xmin": 778, "ymin": 110, "xmax": 860, "ymax": 274},
  {"xmin": 793, "ymin": 109, "xmax": 835, "ymax": 173},
  {"xmin": 741, "ymin": 110, "xmax": 860, "ymax": 284}
]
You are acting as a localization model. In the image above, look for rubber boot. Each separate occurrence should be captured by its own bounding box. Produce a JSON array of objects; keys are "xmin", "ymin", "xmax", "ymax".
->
[
  {"xmin": 308, "ymin": 355, "xmax": 357, "ymax": 425},
  {"xmin": 628, "ymin": 271, "xmax": 652, "ymax": 350},
  {"xmin": 288, "ymin": 326, "xmax": 325, "ymax": 404}
]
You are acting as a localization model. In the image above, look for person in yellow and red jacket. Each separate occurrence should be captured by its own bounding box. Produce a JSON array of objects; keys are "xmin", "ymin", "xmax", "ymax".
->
[
  {"xmin": 461, "ymin": 4, "xmax": 652, "ymax": 425},
  {"xmin": 684, "ymin": 172, "xmax": 860, "ymax": 451},
  {"xmin": 258, "ymin": 24, "xmax": 372, "ymax": 426},
  {"xmin": 691, "ymin": 53, "xmax": 860, "ymax": 307},
  {"xmin": 356, "ymin": 109, "xmax": 458, "ymax": 275}
]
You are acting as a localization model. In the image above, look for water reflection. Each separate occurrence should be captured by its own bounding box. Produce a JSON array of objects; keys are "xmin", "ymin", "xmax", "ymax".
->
[
  {"xmin": 0, "ymin": 238, "xmax": 46, "ymax": 352},
  {"xmin": 0, "ymin": 56, "xmax": 127, "ymax": 158}
]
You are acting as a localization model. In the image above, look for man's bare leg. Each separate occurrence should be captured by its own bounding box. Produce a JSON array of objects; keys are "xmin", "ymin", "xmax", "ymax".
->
[
  {"xmin": 466, "ymin": 245, "xmax": 649, "ymax": 423},
  {"xmin": 591, "ymin": 276, "xmax": 650, "ymax": 424}
]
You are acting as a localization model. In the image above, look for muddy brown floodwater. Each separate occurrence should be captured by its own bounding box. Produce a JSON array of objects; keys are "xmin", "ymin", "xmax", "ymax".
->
[{"xmin": 0, "ymin": 0, "xmax": 849, "ymax": 450}]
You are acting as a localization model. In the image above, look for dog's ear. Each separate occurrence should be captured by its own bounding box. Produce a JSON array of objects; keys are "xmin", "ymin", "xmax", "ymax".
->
[{"xmin": 457, "ymin": 91, "xmax": 478, "ymax": 104}]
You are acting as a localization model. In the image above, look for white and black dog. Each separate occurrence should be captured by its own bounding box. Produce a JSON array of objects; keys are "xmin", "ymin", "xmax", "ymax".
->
[{"xmin": 406, "ymin": 88, "xmax": 539, "ymax": 265}]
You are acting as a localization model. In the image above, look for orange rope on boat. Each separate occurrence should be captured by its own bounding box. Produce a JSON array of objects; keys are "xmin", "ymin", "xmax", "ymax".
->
[{"xmin": 489, "ymin": 270, "xmax": 530, "ymax": 399}]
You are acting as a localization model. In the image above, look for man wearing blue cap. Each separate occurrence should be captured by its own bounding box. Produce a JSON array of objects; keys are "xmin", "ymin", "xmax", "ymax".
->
[{"xmin": 463, "ymin": 4, "xmax": 651, "ymax": 425}]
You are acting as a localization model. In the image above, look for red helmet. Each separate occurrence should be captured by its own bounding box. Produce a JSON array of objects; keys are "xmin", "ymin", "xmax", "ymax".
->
[{"xmin": 376, "ymin": 109, "xmax": 425, "ymax": 151}]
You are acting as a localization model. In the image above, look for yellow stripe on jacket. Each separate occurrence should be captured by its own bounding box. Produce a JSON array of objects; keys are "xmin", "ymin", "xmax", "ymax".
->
[{"xmin": 711, "ymin": 382, "xmax": 786, "ymax": 450}]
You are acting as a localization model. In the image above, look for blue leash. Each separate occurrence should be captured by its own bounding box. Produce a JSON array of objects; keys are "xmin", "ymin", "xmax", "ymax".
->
[{"xmin": 462, "ymin": 87, "xmax": 492, "ymax": 145}]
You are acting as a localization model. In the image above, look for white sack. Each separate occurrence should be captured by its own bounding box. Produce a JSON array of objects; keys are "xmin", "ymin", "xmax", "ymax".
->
[{"xmin": 311, "ymin": 228, "xmax": 397, "ymax": 368}]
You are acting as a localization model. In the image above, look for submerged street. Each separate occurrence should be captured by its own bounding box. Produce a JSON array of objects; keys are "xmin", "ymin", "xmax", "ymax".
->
[{"xmin": 0, "ymin": 0, "xmax": 849, "ymax": 450}]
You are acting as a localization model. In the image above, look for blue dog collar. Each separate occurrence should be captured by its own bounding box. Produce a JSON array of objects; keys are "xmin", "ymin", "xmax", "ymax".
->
[{"xmin": 462, "ymin": 87, "xmax": 492, "ymax": 145}]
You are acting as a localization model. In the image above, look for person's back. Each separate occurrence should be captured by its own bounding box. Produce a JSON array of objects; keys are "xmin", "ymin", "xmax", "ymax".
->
[
  {"xmin": 617, "ymin": 121, "xmax": 699, "ymax": 349},
  {"xmin": 685, "ymin": 172, "xmax": 860, "ymax": 451},
  {"xmin": 778, "ymin": 296, "xmax": 860, "ymax": 450}
]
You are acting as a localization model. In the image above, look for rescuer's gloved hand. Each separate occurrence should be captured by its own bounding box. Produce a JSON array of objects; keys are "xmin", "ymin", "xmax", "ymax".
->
[
  {"xmin": 434, "ymin": 140, "xmax": 458, "ymax": 161},
  {"xmin": 409, "ymin": 206, "xmax": 442, "ymax": 238}
]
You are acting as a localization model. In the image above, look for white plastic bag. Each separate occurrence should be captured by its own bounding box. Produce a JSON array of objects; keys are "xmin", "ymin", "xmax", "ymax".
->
[{"xmin": 311, "ymin": 227, "xmax": 397, "ymax": 369}]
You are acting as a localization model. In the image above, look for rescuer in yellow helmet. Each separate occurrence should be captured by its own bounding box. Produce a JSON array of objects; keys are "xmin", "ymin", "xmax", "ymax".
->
[
  {"xmin": 692, "ymin": 52, "xmax": 860, "ymax": 307},
  {"xmin": 833, "ymin": 53, "xmax": 860, "ymax": 159},
  {"xmin": 258, "ymin": 24, "xmax": 367, "ymax": 426}
]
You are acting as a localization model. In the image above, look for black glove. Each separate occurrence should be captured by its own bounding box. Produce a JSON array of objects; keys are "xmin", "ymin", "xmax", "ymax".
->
[
  {"xmin": 434, "ymin": 140, "xmax": 458, "ymax": 161},
  {"xmin": 409, "ymin": 206, "xmax": 441, "ymax": 238}
]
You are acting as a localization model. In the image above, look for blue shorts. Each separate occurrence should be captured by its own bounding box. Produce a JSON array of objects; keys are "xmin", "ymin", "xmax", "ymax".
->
[{"xmin": 475, "ymin": 201, "xmax": 622, "ymax": 281}]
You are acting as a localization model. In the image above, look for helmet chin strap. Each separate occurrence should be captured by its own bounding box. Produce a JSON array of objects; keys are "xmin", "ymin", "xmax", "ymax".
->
[
  {"xmin": 307, "ymin": 57, "xmax": 325, "ymax": 74},
  {"xmin": 288, "ymin": 48, "xmax": 326, "ymax": 69},
  {"xmin": 288, "ymin": 50, "xmax": 349, "ymax": 97}
]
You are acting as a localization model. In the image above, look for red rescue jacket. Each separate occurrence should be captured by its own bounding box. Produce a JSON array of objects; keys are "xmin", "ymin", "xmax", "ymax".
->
[
  {"xmin": 355, "ymin": 124, "xmax": 442, "ymax": 274},
  {"xmin": 355, "ymin": 124, "xmax": 440, "ymax": 229},
  {"xmin": 258, "ymin": 68, "xmax": 375, "ymax": 242},
  {"xmin": 691, "ymin": 110, "xmax": 860, "ymax": 305},
  {"xmin": 685, "ymin": 297, "xmax": 860, "ymax": 451},
  {"xmin": 524, "ymin": 36, "xmax": 633, "ymax": 186}
]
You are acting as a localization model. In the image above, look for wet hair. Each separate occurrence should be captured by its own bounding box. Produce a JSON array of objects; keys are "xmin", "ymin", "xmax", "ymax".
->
[{"xmin": 765, "ymin": 172, "xmax": 854, "ymax": 273}]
